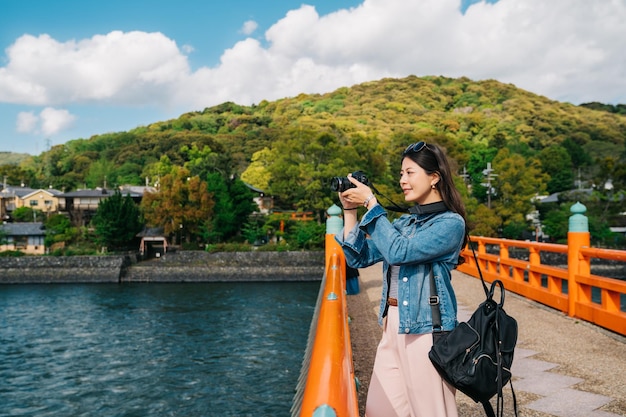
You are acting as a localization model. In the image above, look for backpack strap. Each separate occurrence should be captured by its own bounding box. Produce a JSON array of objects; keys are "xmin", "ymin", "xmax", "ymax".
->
[
  {"xmin": 486, "ymin": 379, "xmax": 518, "ymax": 417},
  {"xmin": 459, "ymin": 235, "xmax": 520, "ymax": 417},
  {"xmin": 428, "ymin": 265, "xmax": 443, "ymax": 332},
  {"xmin": 468, "ymin": 234, "xmax": 490, "ymax": 298},
  {"xmin": 482, "ymin": 401, "xmax": 496, "ymax": 417}
]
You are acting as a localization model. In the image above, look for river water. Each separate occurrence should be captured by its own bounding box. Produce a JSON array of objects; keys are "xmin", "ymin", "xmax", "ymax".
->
[{"xmin": 0, "ymin": 281, "xmax": 319, "ymax": 417}]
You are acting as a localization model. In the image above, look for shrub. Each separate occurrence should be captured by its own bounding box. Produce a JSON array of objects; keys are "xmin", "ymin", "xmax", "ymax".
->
[{"xmin": 0, "ymin": 250, "xmax": 25, "ymax": 257}]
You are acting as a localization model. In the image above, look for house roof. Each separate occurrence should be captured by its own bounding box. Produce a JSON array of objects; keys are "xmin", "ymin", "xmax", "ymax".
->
[
  {"xmin": 245, "ymin": 183, "xmax": 266, "ymax": 194},
  {"xmin": 137, "ymin": 227, "xmax": 165, "ymax": 237},
  {"xmin": 59, "ymin": 188, "xmax": 142, "ymax": 198},
  {"xmin": 0, "ymin": 186, "xmax": 35, "ymax": 198},
  {"xmin": 538, "ymin": 188, "xmax": 594, "ymax": 204},
  {"xmin": 120, "ymin": 185, "xmax": 157, "ymax": 195},
  {"xmin": 0, "ymin": 222, "xmax": 45, "ymax": 236},
  {"xmin": 59, "ymin": 188, "xmax": 114, "ymax": 198},
  {"xmin": 21, "ymin": 188, "xmax": 63, "ymax": 199}
]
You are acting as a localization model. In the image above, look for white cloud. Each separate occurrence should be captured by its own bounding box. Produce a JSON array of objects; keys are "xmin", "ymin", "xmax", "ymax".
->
[
  {"xmin": 40, "ymin": 107, "xmax": 76, "ymax": 136},
  {"xmin": 241, "ymin": 20, "xmax": 259, "ymax": 36},
  {"xmin": 0, "ymin": 0, "xmax": 625, "ymax": 114},
  {"xmin": 14, "ymin": 107, "xmax": 76, "ymax": 136},
  {"xmin": 16, "ymin": 111, "xmax": 39, "ymax": 133},
  {"xmin": 0, "ymin": 31, "xmax": 189, "ymax": 106}
]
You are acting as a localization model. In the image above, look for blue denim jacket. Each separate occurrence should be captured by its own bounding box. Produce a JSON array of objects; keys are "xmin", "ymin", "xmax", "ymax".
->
[{"xmin": 336, "ymin": 203, "xmax": 465, "ymax": 334}]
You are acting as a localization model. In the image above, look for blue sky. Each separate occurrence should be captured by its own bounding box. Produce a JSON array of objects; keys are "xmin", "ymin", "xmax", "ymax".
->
[{"xmin": 1, "ymin": 0, "xmax": 624, "ymax": 155}]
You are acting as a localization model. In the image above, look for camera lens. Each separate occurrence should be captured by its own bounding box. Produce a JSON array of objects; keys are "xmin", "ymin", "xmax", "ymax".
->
[{"xmin": 330, "ymin": 177, "xmax": 353, "ymax": 192}]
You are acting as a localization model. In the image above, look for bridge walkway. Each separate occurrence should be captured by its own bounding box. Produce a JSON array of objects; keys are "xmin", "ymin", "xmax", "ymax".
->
[{"xmin": 347, "ymin": 264, "xmax": 626, "ymax": 417}]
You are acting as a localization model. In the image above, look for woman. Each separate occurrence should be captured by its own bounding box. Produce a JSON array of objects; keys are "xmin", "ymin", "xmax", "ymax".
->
[{"xmin": 336, "ymin": 142, "xmax": 467, "ymax": 417}]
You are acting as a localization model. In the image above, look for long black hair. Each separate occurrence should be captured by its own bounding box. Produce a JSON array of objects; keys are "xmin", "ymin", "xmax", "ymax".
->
[{"xmin": 402, "ymin": 142, "xmax": 469, "ymax": 250}]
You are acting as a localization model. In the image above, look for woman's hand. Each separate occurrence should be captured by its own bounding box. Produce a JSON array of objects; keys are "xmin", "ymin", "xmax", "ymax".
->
[
  {"xmin": 338, "ymin": 189, "xmax": 360, "ymax": 210},
  {"xmin": 339, "ymin": 174, "xmax": 376, "ymax": 209}
]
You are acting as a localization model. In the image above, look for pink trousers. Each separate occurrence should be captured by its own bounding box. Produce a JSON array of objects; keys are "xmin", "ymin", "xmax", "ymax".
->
[{"xmin": 365, "ymin": 306, "xmax": 458, "ymax": 417}]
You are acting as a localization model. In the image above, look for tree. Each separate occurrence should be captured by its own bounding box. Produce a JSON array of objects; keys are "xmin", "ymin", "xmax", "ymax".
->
[
  {"xmin": 468, "ymin": 205, "xmax": 501, "ymax": 237},
  {"xmin": 182, "ymin": 143, "xmax": 232, "ymax": 179},
  {"xmin": 228, "ymin": 176, "xmax": 258, "ymax": 234},
  {"xmin": 538, "ymin": 146, "xmax": 574, "ymax": 194},
  {"xmin": 288, "ymin": 221, "xmax": 325, "ymax": 249},
  {"xmin": 140, "ymin": 167, "xmax": 214, "ymax": 245},
  {"xmin": 12, "ymin": 207, "xmax": 44, "ymax": 222},
  {"xmin": 92, "ymin": 190, "xmax": 143, "ymax": 250},
  {"xmin": 562, "ymin": 137, "xmax": 592, "ymax": 168},
  {"xmin": 140, "ymin": 154, "xmax": 177, "ymax": 188},
  {"xmin": 491, "ymin": 148, "xmax": 548, "ymax": 238},
  {"xmin": 44, "ymin": 214, "xmax": 77, "ymax": 247},
  {"xmin": 203, "ymin": 172, "xmax": 235, "ymax": 243},
  {"xmin": 85, "ymin": 158, "xmax": 115, "ymax": 188},
  {"xmin": 265, "ymin": 130, "xmax": 380, "ymax": 218},
  {"xmin": 0, "ymin": 164, "xmax": 38, "ymax": 188},
  {"xmin": 202, "ymin": 173, "xmax": 258, "ymax": 243},
  {"xmin": 465, "ymin": 145, "xmax": 498, "ymax": 203},
  {"xmin": 241, "ymin": 148, "xmax": 272, "ymax": 191},
  {"xmin": 541, "ymin": 204, "xmax": 570, "ymax": 243}
]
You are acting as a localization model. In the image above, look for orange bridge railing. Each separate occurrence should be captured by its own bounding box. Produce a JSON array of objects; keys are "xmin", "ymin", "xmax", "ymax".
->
[
  {"xmin": 458, "ymin": 204, "xmax": 626, "ymax": 336},
  {"xmin": 291, "ymin": 204, "xmax": 359, "ymax": 417}
]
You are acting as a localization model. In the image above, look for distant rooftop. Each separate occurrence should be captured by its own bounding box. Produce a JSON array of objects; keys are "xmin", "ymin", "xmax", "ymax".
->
[{"xmin": 0, "ymin": 222, "xmax": 45, "ymax": 236}]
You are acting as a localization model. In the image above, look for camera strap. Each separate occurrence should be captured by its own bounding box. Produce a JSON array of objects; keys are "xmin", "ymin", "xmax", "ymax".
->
[
  {"xmin": 369, "ymin": 183, "xmax": 407, "ymax": 212},
  {"xmin": 370, "ymin": 184, "xmax": 448, "ymax": 215}
]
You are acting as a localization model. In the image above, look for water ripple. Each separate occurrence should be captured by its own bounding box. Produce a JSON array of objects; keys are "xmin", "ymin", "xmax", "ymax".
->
[{"xmin": 0, "ymin": 281, "xmax": 318, "ymax": 417}]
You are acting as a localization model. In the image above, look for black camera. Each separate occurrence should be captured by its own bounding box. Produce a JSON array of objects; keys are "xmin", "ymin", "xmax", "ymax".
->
[{"xmin": 330, "ymin": 171, "xmax": 370, "ymax": 192}]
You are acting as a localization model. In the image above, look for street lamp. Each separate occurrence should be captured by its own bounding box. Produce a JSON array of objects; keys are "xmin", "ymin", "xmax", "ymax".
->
[{"xmin": 481, "ymin": 162, "xmax": 498, "ymax": 209}]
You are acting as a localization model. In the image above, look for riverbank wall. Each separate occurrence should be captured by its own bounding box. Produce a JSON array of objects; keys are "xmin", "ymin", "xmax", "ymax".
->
[
  {"xmin": 123, "ymin": 251, "xmax": 324, "ymax": 283},
  {"xmin": 0, "ymin": 251, "xmax": 325, "ymax": 284}
]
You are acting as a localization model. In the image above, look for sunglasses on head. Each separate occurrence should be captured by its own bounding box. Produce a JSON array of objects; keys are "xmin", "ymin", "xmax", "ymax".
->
[{"xmin": 402, "ymin": 141, "xmax": 427, "ymax": 155}]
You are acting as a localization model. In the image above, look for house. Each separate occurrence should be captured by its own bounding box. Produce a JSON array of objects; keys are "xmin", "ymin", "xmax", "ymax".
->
[
  {"xmin": 0, "ymin": 222, "xmax": 46, "ymax": 254},
  {"xmin": 0, "ymin": 185, "xmax": 63, "ymax": 221},
  {"xmin": 58, "ymin": 188, "xmax": 143, "ymax": 226},
  {"xmin": 0, "ymin": 185, "xmax": 35, "ymax": 221},
  {"xmin": 137, "ymin": 227, "xmax": 168, "ymax": 259},
  {"xmin": 537, "ymin": 188, "xmax": 594, "ymax": 204},
  {"xmin": 610, "ymin": 226, "xmax": 626, "ymax": 237},
  {"xmin": 20, "ymin": 188, "xmax": 63, "ymax": 214},
  {"xmin": 245, "ymin": 183, "xmax": 273, "ymax": 214}
]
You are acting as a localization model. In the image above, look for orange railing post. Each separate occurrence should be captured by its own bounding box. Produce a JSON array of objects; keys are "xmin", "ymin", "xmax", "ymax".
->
[
  {"xmin": 499, "ymin": 242, "xmax": 509, "ymax": 281},
  {"xmin": 294, "ymin": 204, "xmax": 359, "ymax": 417},
  {"xmin": 567, "ymin": 202, "xmax": 590, "ymax": 318}
]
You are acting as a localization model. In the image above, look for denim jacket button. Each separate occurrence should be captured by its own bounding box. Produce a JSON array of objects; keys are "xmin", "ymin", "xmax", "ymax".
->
[
  {"xmin": 402, "ymin": 300, "xmax": 408, "ymax": 306},
  {"xmin": 404, "ymin": 328, "xmax": 410, "ymax": 333},
  {"xmin": 402, "ymin": 277, "xmax": 408, "ymax": 282}
]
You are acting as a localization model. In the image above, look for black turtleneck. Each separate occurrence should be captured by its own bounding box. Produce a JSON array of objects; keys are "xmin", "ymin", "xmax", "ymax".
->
[{"xmin": 408, "ymin": 201, "xmax": 448, "ymax": 215}]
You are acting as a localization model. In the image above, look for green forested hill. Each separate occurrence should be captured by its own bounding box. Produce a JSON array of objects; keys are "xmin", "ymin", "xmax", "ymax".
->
[
  {"xmin": 0, "ymin": 151, "xmax": 30, "ymax": 167},
  {"xmin": 3, "ymin": 75, "xmax": 626, "ymax": 242}
]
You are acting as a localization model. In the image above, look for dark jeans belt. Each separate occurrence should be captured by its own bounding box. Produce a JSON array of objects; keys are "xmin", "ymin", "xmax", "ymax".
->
[{"xmin": 387, "ymin": 297, "xmax": 398, "ymax": 306}]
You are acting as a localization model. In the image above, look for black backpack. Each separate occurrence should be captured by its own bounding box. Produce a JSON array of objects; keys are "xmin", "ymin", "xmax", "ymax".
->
[{"xmin": 428, "ymin": 243, "xmax": 518, "ymax": 417}]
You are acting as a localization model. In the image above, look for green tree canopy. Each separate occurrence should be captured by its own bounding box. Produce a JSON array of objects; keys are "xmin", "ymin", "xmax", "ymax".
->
[
  {"xmin": 11, "ymin": 207, "xmax": 44, "ymax": 222},
  {"xmin": 241, "ymin": 148, "xmax": 272, "ymax": 191},
  {"xmin": 44, "ymin": 213, "xmax": 77, "ymax": 247},
  {"xmin": 538, "ymin": 146, "xmax": 574, "ymax": 194},
  {"xmin": 204, "ymin": 172, "xmax": 235, "ymax": 243},
  {"xmin": 92, "ymin": 190, "xmax": 143, "ymax": 250},
  {"xmin": 492, "ymin": 148, "xmax": 548, "ymax": 238}
]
